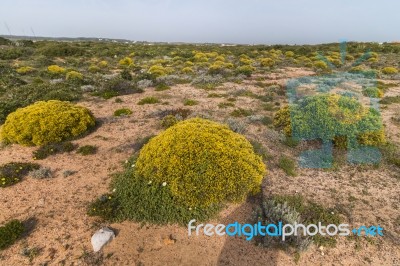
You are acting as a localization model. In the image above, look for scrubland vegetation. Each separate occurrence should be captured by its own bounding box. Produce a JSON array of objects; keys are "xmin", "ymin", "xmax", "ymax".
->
[{"xmin": 1, "ymin": 36, "xmax": 399, "ymax": 264}]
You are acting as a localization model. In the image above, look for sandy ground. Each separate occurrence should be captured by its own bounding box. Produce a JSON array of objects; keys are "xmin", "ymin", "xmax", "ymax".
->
[{"xmin": 0, "ymin": 68, "xmax": 399, "ymax": 266}]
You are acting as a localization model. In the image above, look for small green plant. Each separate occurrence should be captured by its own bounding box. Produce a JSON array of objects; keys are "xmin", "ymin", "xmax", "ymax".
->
[
  {"xmin": 120, "ymin": 69, "xmax": 132, "ymax": 80},
  {"xmin": 278, "ymin": 155, "xmax": 297, "ymax": 176},
  {"xmin": 161, "ymin": 115, "xmax": 179, "ymax": 129},
  {"xmin": 138, "ymin": 97, "xmax": 160, "ymax": 105},
  {"xmin": 77, "ymin": 145, "xmax": 98, "ymax": 156},
  {"xmin": 0, "ymin": 220, "xmax": 25, "ymax": 250},
  {"xmin": 363, "ymin": 87, "xmax": 383, "ymax": 98},
  {"xmin": 218, "ymin": 102, "xmax": 235, "ymax": 108},
  {"xmin": 230, "ymin": 108, "xmax": 253, "ymax": 117},
  {"xmin": 114, "ymin": 108, "xmax": 133, "ymax": 117},
  {"xmin": 33, "ymin": 142, "xmax": 76, "ymax": 160},
  {"xmin": 183, "ymin": 99, "xmax": 198, "ymax": 106},
  {"xmin": 155, "ymin": 83, "xmax": 171, "ymax": 91},
  {"xmin": 0, "ymin": 162, "xmax": 40, "ymax": 188}
]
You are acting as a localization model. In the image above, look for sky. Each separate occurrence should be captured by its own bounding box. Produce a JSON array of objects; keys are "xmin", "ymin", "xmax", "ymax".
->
[{"xmin": 0, "ymin": 0, "xmax": 399, "ymax": 45}]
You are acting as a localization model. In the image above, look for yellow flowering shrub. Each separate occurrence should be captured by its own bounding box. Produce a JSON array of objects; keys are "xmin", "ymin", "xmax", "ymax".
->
[
  {"xmin": 0, "ymin": 100, "xmax": 95, "ymax": 146},
  {"xmin": 135, "ymin": 118, "xmax": 267, "ymax": 207},
  {"xmin": 118, "ymin": 57, "xmax": 133, "ymax": 67},
  {"xmin": 98, "ymin": 60, "xmax": 108, "ymax": 68},
  {"xmin": 66, "ymin": 71, "xmax": 83, "ymax": 81},
  {"xmin": 47, "ymin": 65, "xmax": 66, "ymax": 75},
  {"xmin": 382, "ymin": 67, "xmax": 398, "ymax": 75},
  {"xmin": 16, "ymin": 66, "xmax": 35, "ymax": 75},
  {"xmin": 148, "ymin": 65, "xmax": 167, "ymax": 77}
]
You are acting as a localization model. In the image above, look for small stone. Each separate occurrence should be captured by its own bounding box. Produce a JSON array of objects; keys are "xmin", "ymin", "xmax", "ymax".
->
[
  {"xmin": 91, "ymin": 228, "xmax": 115, "ymax": 252},
  {"xmin": 38, "ymin": 198, "xmax": 45, "ymax": 206}
]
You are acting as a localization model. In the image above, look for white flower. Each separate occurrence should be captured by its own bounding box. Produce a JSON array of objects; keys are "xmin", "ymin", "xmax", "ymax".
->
[
  {"xmin": 189, "ymin": 207, "xmax": 192, "ymax": 211},
  {"xmin": 148, "ymin": 180, "xmax": 152, "ymax": 185},
  {"xmin": 112, "ymin": 188, "xmax": 116, "ymax": 192},
  {"xmin": 125, "ymin": 160, "xmax": 128, "ymax": 164},
  {"xmin": 131, "ymin": 164, "xmax": 135, "ymax": 168},
  {"xmin": 162, "ymin": 182, "xmax": 167, "ymax": 187}
]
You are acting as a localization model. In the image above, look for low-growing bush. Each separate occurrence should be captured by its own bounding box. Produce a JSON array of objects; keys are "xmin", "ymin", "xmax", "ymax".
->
[
  {"xmin": 114, "ymin": 108, "xmax": 133, "ymax": 116},
  {"xmin": 135, "ymin": 118, "xmax": 267, "ymax": 208},
  {"xmin": 32, "ymin": 142, "xmax": 76, "ymax": 160},
  {"xmin": 120, "ymin": 69, "xmax": 132, "ymax": 80},
  {"xmin": 47, "ymin": 65, "xmax": 66, "ymax": 76},
  {"xmin": 94, "ymin": 78, "xmax": 143, "ymax": 99},
  {"xmin": 273, "ymin": 94, "xmax": 386, "ymax": 150},
  {"xmin": 230, "ymin": 108, "xmax": 253, "ymax": 117},
  {"xmin": 362, "ymin": 87, "xmax": 383, "ymax": 98},
  {"xmin": 183, "ymin": 99, "xmax": 198, "ymax": 106},
  {"xmin": 235, "ymin": 65, "xmax": 255, "ymax": 77},
  {"xmin": 16, "ymin": 66, "xmax": 35, "ymax": 75},
  {"xmin": 381, "ymin": 67, "xmax": 398, "ymax": 75},
  {"xmin": 256, "ymin": 194, "xmax": 342, "ymax": 249},
  {"xmin": 0, "ymin": 220, "xmax": 25, "ymax": 250},
  {"xmin": 278, "ymin": 155, "xmax": 297, "ymax": 176},
  {"xmin": 1, "ymin": 100, "xmax": 95, "ymax": 146},
  {"xmin": 161, "ymin": 115, "xmax": 179, "ymax": 129},
  {"xmin": 118, "ymin": 57, "xmax": 133, "ymax": 67},
  {"xmin": 0, "ymin": 162, "xmax": 40, "ymax": 188},
  {"xmin": 66, "ymin": 71, "xmax": 83, "ymax": 83},
  {"xmin": 77, "ymin": 145, "xmax": 98, "ymax": 156},
  {"xmin": 138, "ymin": 97, "xmax": 159, "ymax": 105},
  {"xmin": 30, "ymin": 167, "xmax": 53, "ymax": 179},
  {"xmin": 155, "ymin": 83, "xmax": 171, "ymax": 91}
]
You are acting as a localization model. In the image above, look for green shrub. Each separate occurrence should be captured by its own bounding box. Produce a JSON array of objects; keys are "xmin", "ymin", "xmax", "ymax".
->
[
  {"xmin": 1, "ymin": 100, "xmax": 95, "ymax": 146},
  {"xmin": 0, "ymin": 162, "xmax": 40, "ymax": 188},
  {"xmin": 88, "ymin": 65, "xmax": 101, "ymax": 73},
  {"xmin": 155, "ymin": 83, "xmax": 171, "ymax": 91},
  {"xmin": 32, "ymin": 142, "xmax": 75, "ymax": 160},
  {"xmin": 256, "ymin": 194, "xmax": 342, "ymax": 249},
  {"xmin": 77, "ymin": 145, "xmax": 98, "ymax": 156},
  {"xmin": 138, "ymin": 97, "xmax": 160, "ymax": 105},
  {"xmin": 230, "ymin": 108, "xmax": 253, "ymax": 117},
  {"xmin": 66, "ymin": 71, "xmax": 83, "ymax": 82},
  {"xmin": 278, "ymin": 156, "xmax": 297, "ymax": 176},
  {"xmin": 363, "ymin": 87, "xmax": 383, "ymax": 98},
  {"xmin": 161, "ymin": 115, "xmax": 179, "ymax": 129},
  {"xmin": 0, "ymin": 220, "xmax": 25, "ymax": 250},
  {"xmin": 273, "ymin": 95, "xmax": 386, "ymax": 149},
  {"xmin": 183, "ymin": 99, "xmax": 198, "ymax": 106},
  {"xmin": 218, "ymin": 102, "xmax": 235, "ymax": 108},
  {"xmin": 88, "ymin": 156, "xmax": 222, "ymax": 224},
  {"xmin": 135, "ymin": 118, "xmax": 267, "ymax": 208},
  {"xmin": 235, "ymin": 65, "xmax": 255, "ymax": 77},
  {"xmin": 382, "ymin": 67, "xmax": 398, "ymax": 75},
  {"xmin": 93, "ymin": 78, "xmax": 143, "ymax": 99},
  {"xmin": 380, "ymin": 96, "xmax": 400, "ymax": 105},
  {"xmin": 120, "ymin": 69, "xmax": 132, "ymax": 80},
  {"xmin": 114, "ymin": 108, "xmax": 133, "ymax": 117}
]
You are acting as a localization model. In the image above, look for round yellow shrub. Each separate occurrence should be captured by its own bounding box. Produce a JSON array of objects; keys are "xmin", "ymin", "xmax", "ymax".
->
[
  {"xmin": 66, "ymin": 71, "xmax": 83, "ymax": 81},
  {"xmin": 135, "ymin": 118, "xmax": 266, "ymax": 207},
  {"xmin": 0, "ymin": 100, "xmax": 95, "ymax": 146},
  {"xmin": 16, "ymin": 66, "xmax": 35, "ymax": 75},
  {"xmin": 382, "ymin": 67, "xmax": 398, "ymax": 75},
  {"xmin": 47, "ymin": 65, "xmax": 66, "ymax": 75}
]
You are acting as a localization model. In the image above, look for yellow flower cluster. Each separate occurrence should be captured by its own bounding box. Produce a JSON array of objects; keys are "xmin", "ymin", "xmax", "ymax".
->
[
  {"xmin": 0, "ymin": 100, "xmax": 95, "ymax": 146},
  {"xmin": 135, "ymin": 118, "xmax": 267, "ymax": 208}
]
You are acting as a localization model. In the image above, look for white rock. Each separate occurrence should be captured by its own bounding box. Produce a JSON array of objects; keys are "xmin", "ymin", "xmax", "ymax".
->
[{"xmin": 91, "ymin": 228, "xmax": 115, "ymax": 252}]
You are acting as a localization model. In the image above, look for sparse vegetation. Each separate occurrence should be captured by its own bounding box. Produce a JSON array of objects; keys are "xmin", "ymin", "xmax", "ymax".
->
[
  {"xmin": 0, "ymin": 220, "xmax": 25, "ymax": 250},
  {"xmin": 0, "ymin": 162, "xmax": 40, "ymax": 187}
]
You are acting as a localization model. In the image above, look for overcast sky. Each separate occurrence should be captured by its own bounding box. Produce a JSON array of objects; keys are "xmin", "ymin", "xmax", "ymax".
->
[{"xmin": 0, "ymin": 0, "xmax": 399, "ymax": 44}]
